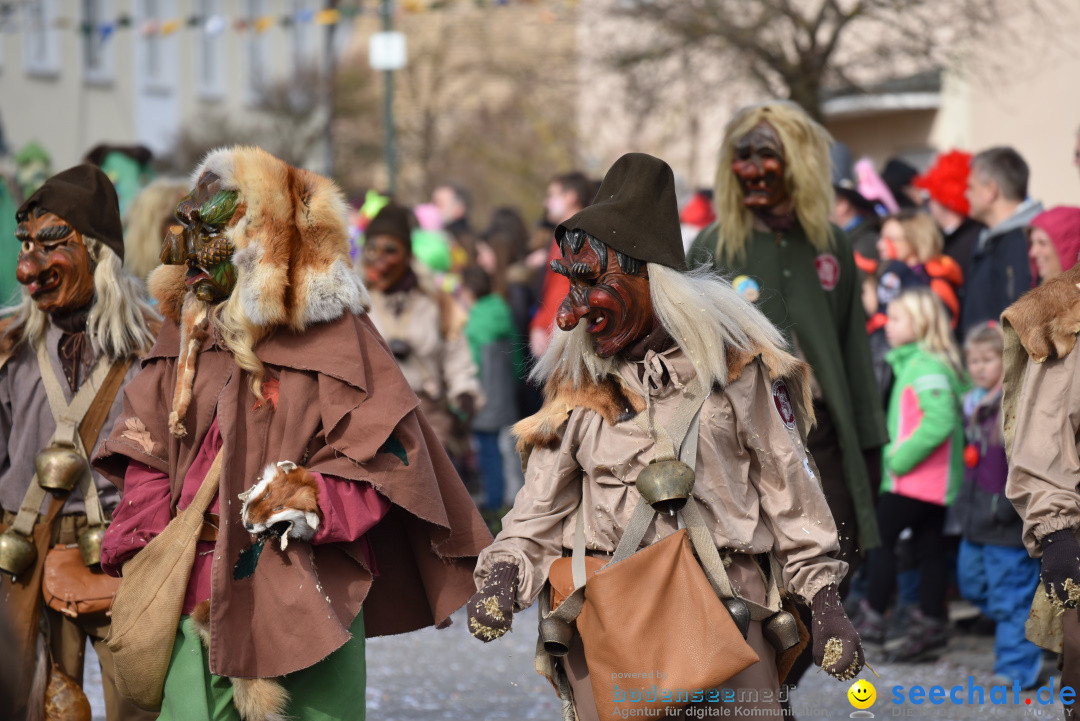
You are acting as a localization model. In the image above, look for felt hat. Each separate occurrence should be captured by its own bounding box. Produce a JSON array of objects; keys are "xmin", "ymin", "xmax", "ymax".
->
[
  {"xmin": 17, "ymin": 164, "xmax": 124, "ymax": 260},
  {"xmin": 557, "ymin": 153, "xmax": 686, "ymax": 271},
  {"xmin": 366, "ymin": 202, "xmax": 414, "ymax": 249}
]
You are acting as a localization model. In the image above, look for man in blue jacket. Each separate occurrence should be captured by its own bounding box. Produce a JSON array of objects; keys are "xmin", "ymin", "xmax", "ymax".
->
[{"xmin": 960, "ymin": 146, "xmax": 1042, "ymax": 337}]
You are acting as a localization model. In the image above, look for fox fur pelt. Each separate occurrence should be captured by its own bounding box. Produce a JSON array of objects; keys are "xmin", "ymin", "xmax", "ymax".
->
[
  {"xmin": 513, "ymin": 340, "xmax": 812, "ymax": 458},
  {"xmin": 149, "ymin": 146, "xmax": 369, "ymax": 328},
  {"xmin": 191, "ymin": 601, "xmax": 289, "ymax": 721}
]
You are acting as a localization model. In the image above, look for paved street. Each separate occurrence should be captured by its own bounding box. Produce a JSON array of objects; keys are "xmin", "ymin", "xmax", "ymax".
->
[{"xmin": 85, "ymin": 605, "xmax": 1063, "ymax": 720}]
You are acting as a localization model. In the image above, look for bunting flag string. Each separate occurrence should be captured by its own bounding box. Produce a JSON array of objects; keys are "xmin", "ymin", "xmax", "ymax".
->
[{"xmin": 0, "ymin": 0, "xmax": 576, "ymax": 39}]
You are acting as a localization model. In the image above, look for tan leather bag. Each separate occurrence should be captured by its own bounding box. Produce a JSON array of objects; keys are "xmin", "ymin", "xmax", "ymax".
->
[
  {"xmin": 42, "ymin": 545, "xmax": 121, "ymax": 617},
  {"xmin": 581, "ymin": 528, "xmax": 758, "ymax": 719},
  {"xmin": 106, "ymin": 449, "xmax": 223, "ymax": 711}
]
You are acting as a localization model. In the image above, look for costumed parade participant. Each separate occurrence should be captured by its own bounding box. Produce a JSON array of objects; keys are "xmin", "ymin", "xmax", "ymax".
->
[
  {"xmin": 361, "ymin": 201, "xmax": 481, "ymax": 469},
  {"xmin": 467, "ymin": 153, "xmax": 863, "ymax": 721},
  {"xmin": 0, "ymin": 165, "xmax": 159, "ymax": 720},
  {"xmin": 93, "ymin": 147, "xmax": 492, "ymax": 721},
  {"xmin": 1002, "ymin": 261, "xmax": 1080, "ymax": 719},
  {"xmin": 688, "ymin": 100, "xmax": 886, "ymax": 579}
]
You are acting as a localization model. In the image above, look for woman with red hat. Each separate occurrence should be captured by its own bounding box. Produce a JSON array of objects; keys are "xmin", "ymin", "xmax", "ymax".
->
[{"xmin": 1027, "ymin": 206, "xmax": 1080, "ymax": 285}]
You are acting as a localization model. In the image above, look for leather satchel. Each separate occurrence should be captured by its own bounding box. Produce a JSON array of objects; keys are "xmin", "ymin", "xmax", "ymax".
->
[
  {"xmin": 106, "ymin": 449, "xmax": 224, "ymax": 711},
  {"xmin": 42, "ymin": 545, "xmax": 120, "ymax": 618},
  {"xmin": 579, "ymin": 528, "xmax": 758, "ymax": 720}
]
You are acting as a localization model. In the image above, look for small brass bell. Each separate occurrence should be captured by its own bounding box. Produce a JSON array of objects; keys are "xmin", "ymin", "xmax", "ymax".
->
[
  {"xmin": 763, "ymin": 610, "xmax": 800, "ymax": 652},
  {"xmin": 35, "ymin": 445, "xmax": 90, "ymax": 495},
  {"xmin": 539, "ymin": 615, "xmax": 574, "ymax": 657},
  {"xmin": 635, "ymin": 459, "xmax": 695, "ymax": 515},
  {"xmin": 724, "ymin": 597, "xmax": 751, "ymax": 639},
  {"xmin": 0, "ymin": 529, "xmax": 36, "ymax": 577},
  {"xmin": 78, "ymin": 525, "xmax": 107, "ymax": 568}
]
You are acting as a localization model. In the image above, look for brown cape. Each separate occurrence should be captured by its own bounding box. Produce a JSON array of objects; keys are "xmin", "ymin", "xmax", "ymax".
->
[{"xmin": 93, "ymin": 311, "xmax": 492, "ymax": 678}]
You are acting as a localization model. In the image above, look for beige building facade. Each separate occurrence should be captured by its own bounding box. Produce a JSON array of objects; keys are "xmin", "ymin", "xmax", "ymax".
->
[{"xmin": 0, "ymin": 0, "xmax": 336, "ymax": 171}]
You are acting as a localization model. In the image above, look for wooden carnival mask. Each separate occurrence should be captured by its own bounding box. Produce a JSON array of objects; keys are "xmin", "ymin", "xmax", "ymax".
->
[
  {"xmin": 732, "ymin": 120, "xmax": 791, "ymax": 214},
  {"xmin": 362, "ymin": 233, "xmax": 410, "ymax": 293},
  {"xmin": 160, "ymin": 172, "xmax": 240, "ymax": 303},
  {"xmin": 551, "ymin": 229, "xmax": 653, "ymax": 358},
  {"xmin": 15, "ymin": 209, "xmax": 95, "ymax": 315}
]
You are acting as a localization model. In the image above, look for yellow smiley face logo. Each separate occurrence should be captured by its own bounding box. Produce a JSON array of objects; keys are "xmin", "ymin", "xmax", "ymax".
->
[{"xmin": 848, "ymin": 679, "xmax": 876, "ymax": 709}]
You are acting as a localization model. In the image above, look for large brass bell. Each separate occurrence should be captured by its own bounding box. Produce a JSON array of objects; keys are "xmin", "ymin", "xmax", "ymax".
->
[
  {"xmin": 763, "ymin": 610, "xmax": 801, "ymax": 652},
  {"xmin": 78, "ymin": 525, "xmax": 107, "ymax": 568},
  {"xmin": 539, "ymin": 615, "xmax": 574, "ymax": 657},
  {"xmin": 724, "ymin": 597, "xmax": 751, "ymax": 639},
  {"xmin": 0, "ymin": 529, "xmax": 36, "ymax": 576},
  {"xmin": 635, "ymin": 459, "xmax": 695, "ymax": 515},
  {"xmin": 35, "ymin": 445, "xmax": 90, "ymax": 495}
]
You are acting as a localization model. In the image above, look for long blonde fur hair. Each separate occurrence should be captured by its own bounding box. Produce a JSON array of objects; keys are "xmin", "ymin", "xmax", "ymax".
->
[
  {"xmin": 531, "ymin": 263, "xmax": 787, "ymax": 389},
  {"xmin": 2, "ymin": 239, "xmax": 158, "ymax": 360},
  {"xmin": 714, "ymin": 100, "xmax": 836, "ymax": 264},
  {"xmin": 123, "ymin": 177, "xmax": 188, "ymax": 285},
  {"xmin": 891, "ymin": 288, "xmax": 964, "ymax": 379}
]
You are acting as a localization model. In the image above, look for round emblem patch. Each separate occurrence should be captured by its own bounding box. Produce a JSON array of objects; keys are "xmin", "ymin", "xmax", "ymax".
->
[
  {"xmin": 772, "ymin": 379, "xmax": 796, "ymax": 430},
  {"xmin": 733, "ymin": 275, "xmax": 760, "ymax": 302},
  {"xmin": 815, "ymin": 253, "xmax": 840, "ymax": 291}
]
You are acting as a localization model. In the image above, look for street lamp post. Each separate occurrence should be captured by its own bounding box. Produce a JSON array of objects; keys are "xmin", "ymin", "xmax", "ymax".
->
[{"xmin": 380, "ymin": 0, "xmax": 397, "ymax": 196}]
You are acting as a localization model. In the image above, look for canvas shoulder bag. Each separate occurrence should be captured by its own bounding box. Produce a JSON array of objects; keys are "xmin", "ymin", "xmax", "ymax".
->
[{"xmin": 106, "ymin": 448, "xmax": 224, "ymax": 711}]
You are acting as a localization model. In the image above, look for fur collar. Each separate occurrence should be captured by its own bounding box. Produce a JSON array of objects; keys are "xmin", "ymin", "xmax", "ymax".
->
[
  {"xmin": 513, "ymin": 340, "xmax": 813, "ymax": 455},
  {"xmin": 150, "ymin": 146, "xmax": 369, "ymax": 330},
  {"xmin": 1000, "ymin": 262, "xmax": 1080, "ymax": 364}
]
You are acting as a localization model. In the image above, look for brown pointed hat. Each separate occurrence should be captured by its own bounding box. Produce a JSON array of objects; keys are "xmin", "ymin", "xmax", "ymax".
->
[
  {"xmin": 556, "ymin": 152, "xmax": 686, "ymax": 271},
  {"xmin": 17, "ymin": 164, "xmax": 124, "ymax": 260}
]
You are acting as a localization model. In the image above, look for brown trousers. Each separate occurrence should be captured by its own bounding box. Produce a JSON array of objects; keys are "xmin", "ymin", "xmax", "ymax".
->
[
  {"xmin": 4, "ymin": 511, "xmax": 157, "ymax": 721},
  {"xmin": 1062, "ymin": 609, "xmax": 1080, "ymax": 720},
  {"xmin": 563, "ymin": 554, "xmax": 782, "ymax": 721}
]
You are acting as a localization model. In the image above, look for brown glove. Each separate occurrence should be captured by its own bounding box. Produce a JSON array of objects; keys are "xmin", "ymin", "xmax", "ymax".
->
[
  {"xmin": 811, "ymin": 584, "xmax": 865, "ymax": 681},
  {"xmin": 466, "ymin": 561, "xmax": 518, "ymax": 642},
  {"xmin": 1040, "ymin": 528, "xmax": 1080, "ymax": 608}
]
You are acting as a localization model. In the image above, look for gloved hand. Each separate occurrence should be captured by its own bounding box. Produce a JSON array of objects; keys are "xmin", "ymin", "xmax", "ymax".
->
[
  {"xmin": 811, "ymin": 584, "xmax": 865, "ymax": 681},
  {"xmin": 1040, "ymin": 528, "xmax": 1080, "ymax": 608},
  {"xmin": 239, "ymin": 461, "xmax": 322, "ymax": 551},
  {"xmin": 466, "ymin": 561, "xmax": 518, "ymax": 642}
]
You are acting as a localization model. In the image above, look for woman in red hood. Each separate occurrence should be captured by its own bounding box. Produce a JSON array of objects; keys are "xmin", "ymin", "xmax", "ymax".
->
[{"xmin": 1028, "ymin": 206, "xmax": 1080, "ymax": 285}]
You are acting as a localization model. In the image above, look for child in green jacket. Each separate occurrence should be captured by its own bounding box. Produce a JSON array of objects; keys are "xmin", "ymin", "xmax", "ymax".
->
[{"xmin": 856, "ymin": 288, "xmax": 965, "ymax": 661}]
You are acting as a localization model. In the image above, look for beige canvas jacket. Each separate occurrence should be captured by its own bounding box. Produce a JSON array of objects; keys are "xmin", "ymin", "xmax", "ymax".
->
[
  {"xmin": 1001, "ymin": 262, "xmax": 1080, "ymax": 651},
  {"xmin": 368, "ymin": 286, "xmax": 480, "ymax": 403},
  {"xmin": 474, "ymin": 345, "xmax": 847, "ymax": 607}
]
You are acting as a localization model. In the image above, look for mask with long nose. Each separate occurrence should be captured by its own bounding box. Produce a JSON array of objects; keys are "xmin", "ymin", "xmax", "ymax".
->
[
  {"xmin": 15, "ymin": 209, "xmax": 95, "ymax": 315},
  {"xmin": 160, "ymin": 171, "xmax": 240, "ymax": 303},
  {"xmin": 551, "ymin": 229, "xmax": 654, "ymax": 358}
]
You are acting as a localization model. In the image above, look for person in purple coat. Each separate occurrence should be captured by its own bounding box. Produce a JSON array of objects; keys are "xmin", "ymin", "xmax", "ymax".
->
[{"xmin": 955, "ymin": 321, "xmax": 1043, "ymax": 688}]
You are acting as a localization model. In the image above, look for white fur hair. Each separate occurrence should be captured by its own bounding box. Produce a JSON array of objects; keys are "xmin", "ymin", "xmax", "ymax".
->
[{"xmin": 531, "ymin": 263, "xmax": 788, "ymax": 389}]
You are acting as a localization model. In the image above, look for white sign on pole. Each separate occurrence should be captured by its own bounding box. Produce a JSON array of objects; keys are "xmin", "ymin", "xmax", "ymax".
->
[{"xmin": 369, "ymin": 31, "xmax": 407, "ymax": 70}]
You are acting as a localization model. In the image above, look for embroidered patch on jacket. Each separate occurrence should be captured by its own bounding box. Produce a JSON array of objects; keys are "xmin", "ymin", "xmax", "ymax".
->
[
  {"xmin": 733, "ymin": 275, "xmax": 760, "ymax": 302},
  {"xmin": 379, "ymin": 432, "xmax": 409, "ymax": 466},
  {"xmin": 772, "ymin": 380, "xmax": 796, "ymax": 430},
  {"xmin": 121, "ymin": 418, "xmax": 156, "ymax": 455},
  {"xmin": 815, "ymin": 254, "xmax": 840, "ymax": 291}
]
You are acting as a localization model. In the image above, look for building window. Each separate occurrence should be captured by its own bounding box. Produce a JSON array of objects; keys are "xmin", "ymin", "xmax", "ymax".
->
[
  {"xmin": 291, "ymin": 0, "xmax": 318, "ymax": 75},
  {"xmin": 138, "ymin": 0, "xmax": 177, "ymax": 93},
  {"xmin": 83, "ymin": 0, "xmax": 113, "ymax": 84},
  {"xmin": 24, "ymin": 0, "xmax": 60, "ymax": 77},
  {"xmin": 197, "ymin": 0, "xmax": 225, "ymax": 99},
  {"xmin": 245, "ymin": 0, "xmax": 269, "ymax": 106}
]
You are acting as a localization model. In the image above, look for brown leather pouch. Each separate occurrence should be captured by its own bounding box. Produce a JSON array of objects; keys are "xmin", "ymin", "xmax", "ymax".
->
[
  {"xmin": 42, "ymin": 544, "xmax": 120, "ymax": 618},
  {"xmin": 577, "ymin": 529, "xmax": 759, "ymax": 720},
  {"xmin": 548, "ymin": 555, "xmax": 605, "ymax": 609}
]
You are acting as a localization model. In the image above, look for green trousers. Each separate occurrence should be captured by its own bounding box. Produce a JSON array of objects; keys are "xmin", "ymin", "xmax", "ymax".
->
[{"xmin": 159, "ymin": 610, "xmax": 366, "ymax": 721}]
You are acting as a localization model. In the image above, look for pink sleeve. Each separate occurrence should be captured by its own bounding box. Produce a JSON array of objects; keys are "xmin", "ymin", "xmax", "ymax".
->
[
  {"xmin": 310, "ymin": 472, "xmax": 391, "ymax": 545},
  {"xmin": 100, "ymin": 461, "xmax": 173, "ymax": 577}
]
